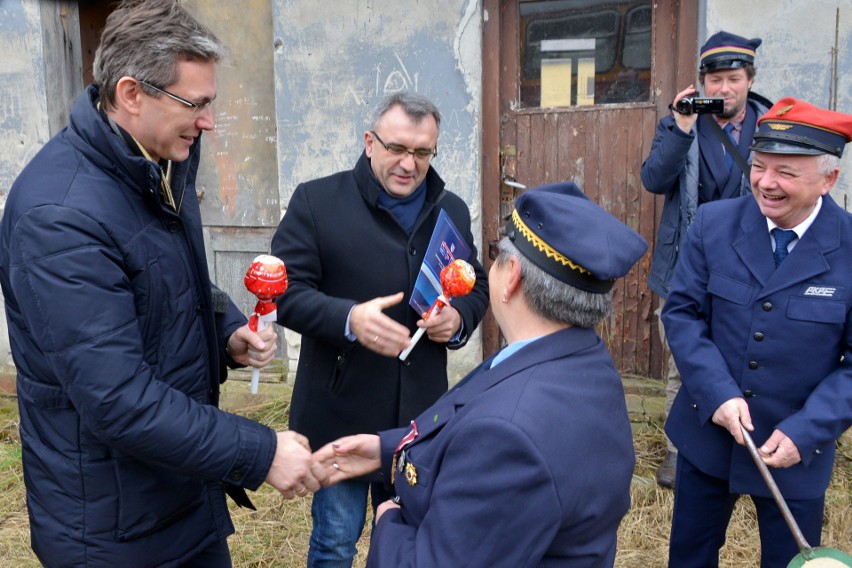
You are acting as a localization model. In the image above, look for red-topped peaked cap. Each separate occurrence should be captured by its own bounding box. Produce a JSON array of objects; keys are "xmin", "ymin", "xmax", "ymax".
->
[{"xmin": 752, "ymin": 97, "xmax": 852, "ymax": 158}]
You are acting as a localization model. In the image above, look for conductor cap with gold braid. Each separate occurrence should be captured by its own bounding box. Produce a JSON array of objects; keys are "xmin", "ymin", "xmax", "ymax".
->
[
  {"xmin": 698, "ymin": 31, "xmax": 761, "ymax": 73},
  {"xmin": 505, "ymin": 182, "xmax": 648, "ymax": 294}
]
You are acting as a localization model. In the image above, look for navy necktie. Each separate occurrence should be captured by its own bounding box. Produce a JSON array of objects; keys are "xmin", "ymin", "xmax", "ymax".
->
[
  {"xmin": 772, "ymin": 228, "xmax": 797, "ymax": 267},
  {"xmin": 723, "ymin": 123, "xmax": 737, "ymax": 170}
]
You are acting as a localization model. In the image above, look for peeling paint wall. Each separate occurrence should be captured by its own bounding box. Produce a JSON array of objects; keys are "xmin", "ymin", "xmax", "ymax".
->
[
  {"xmin": 185, "ymin": 0, "xmax": 281, "ymax": 229},
  {"xmin": 0, "ymin": 0, "xmax": 49, "ymax": 206},
  {"xmin": 271, "ymin": 0, "xmax": 484, "ymax": 380},
  {"xmin": 0, "ymin": 0, "xmax": 50, "ymax": 366},
  {"xmin": 706, "ymin": 0, "xmax": 852, "ymax": 208},
  {"xmin": 11, "ymin": 1, "xmax": 846, "ymax": 378},
  {"xmin": 180, "ymin": 1, "xmax": 286, "ymax": 355}
]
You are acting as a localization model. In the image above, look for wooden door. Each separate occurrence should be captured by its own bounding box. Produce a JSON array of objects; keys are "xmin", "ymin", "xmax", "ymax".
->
[{"xmin": 481, "ymin": 0, "xmax": 699, "ymax": 377}]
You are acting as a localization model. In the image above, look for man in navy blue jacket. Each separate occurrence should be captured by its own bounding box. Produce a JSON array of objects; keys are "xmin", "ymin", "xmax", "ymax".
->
[
  {"xmin": 641, "ymin": 31, "xmax": 771, "ymax": 487},
  {"xmin": 663, "ymin": 98, "xmax": 852, "ymax": 567},
  {"xmin": 0, "ymin": 1, "xmax": 326, "ymax": 566}
]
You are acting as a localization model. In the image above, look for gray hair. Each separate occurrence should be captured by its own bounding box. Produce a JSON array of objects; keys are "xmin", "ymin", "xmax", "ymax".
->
[
  {"xmin": 495, "ymin": 237, "xmax": 612, "ymax": 328},
  {"xmin": 93, "ymin": 0, "xmax": 225, "ymax": 111},
  {"xmin": 816, "ymin": 153, "xmax": 841, "ymax": 175},
  {"xmin": 370, "ymin": 92, "xmax": 442, "ymax": 130}
]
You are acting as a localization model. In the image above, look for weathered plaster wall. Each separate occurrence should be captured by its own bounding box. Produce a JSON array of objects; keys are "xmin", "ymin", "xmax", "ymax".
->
[
  {"xmin": 0, "ymin": 0, "xmax": 50, "ymax": 366},
  {"xmin": 180, "ymin": 1, "xmax": 288, "ymax": 365},
  {"xmin": 0, "ymin": 0, "xmax": 49, "ymax": 211},
  {"xmin": 705, "ymin": 0, "xmax": 852, "ymax": 208},
  {"xmin": 9, "ymin": 1, "xmax": 844, "ymax": 378},
  {"xmin": 185, "ymin": 0, "xmax": 281, "ymax": 229},
  {"xmin": 271, "ymin": 0, "xmax": 484, "ymax": 380}
]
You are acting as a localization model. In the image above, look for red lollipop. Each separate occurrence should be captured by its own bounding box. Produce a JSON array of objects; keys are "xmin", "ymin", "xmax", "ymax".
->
[
  {"xmin": 399, "ymin": 259, "xmax": 476, "ymax": 360},
  {"xmin": 244, "ymin": 255, "xmax": 288, "ymax": 394}
]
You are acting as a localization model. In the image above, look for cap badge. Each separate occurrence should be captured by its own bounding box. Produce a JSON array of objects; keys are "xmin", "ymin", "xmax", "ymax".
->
[
  {"xmin": 767, "ymin": 123, "xmax": 794, "ymax": 131},
  {"xmin": 775, "ymin": 104, "xmax": 794, "ymax": 116}
]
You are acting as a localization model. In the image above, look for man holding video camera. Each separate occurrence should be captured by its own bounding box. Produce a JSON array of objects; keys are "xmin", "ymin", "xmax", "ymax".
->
[{"xmin": 640, "ymin": 31, "xmax": 772, "ymax": 488}]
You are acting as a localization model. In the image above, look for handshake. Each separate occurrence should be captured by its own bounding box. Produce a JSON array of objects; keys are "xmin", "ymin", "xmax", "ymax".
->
[{"xmin": 263, "ymin": 432, "xmax": 380, "ymax": 499}]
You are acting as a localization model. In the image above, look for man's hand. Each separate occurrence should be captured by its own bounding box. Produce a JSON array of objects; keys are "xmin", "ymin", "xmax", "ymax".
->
[
  {"xmin": 418, "ymin": 304, "xmax": 461, "ymax": 344},
  {"xmin": 312, "ymin": 434, "xmax": 382, "ymax": 484},
  {"xmin": 672, "ymin": 84, "xmax": 700, "ymax": 134},
  {"xmin": 349, "ymin": 293, "xmax": 411, "ymax": 357},
  {"xmin": 226, "ymin": 324, "xmax": 277, "ymax": 368},
  {"xmin": 265, "ymin": 431, "xmax": 328, "ymax": 499},
  {"xmin": 712, "ymin": 397, "xmax": 753, "ymax": 445},
  {"xmin": 758, "ymin": 429, "xmax": 802, "ymax": 468}
]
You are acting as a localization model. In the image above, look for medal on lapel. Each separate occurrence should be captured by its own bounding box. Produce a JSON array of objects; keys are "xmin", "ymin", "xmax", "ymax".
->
[
  {"xmin": 405, "ymin": 461, "xmax": 418, "ymax": 486},
  {"xmin": 392, "ymin": 450, "xmax": 406, "ymax": 485},
  {"xmin": 391, "ymin": 421, "xmax": 419, "ymax": 486}
]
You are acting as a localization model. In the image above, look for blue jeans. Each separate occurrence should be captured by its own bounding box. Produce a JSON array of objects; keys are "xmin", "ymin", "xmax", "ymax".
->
[{"xmin": 307, "ymin": 479, "xmax": 391, "ymax": 568}]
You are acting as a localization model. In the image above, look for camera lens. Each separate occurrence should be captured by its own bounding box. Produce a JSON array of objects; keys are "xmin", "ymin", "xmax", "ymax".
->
[{"xmin": 675, "ymin": 98, "xmax": 693, "ymax": 114}]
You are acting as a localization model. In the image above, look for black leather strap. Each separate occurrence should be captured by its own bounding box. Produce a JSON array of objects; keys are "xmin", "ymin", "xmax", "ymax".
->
[{"xmin": 706, "ymin": 118, "xmax": 751, "ymax": 176}]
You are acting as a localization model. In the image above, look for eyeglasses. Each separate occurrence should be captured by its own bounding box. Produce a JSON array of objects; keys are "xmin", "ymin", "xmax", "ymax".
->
[
  {"xmin": 138, "ymin": 79, "xmax": 216, "ymax": 113},
  {"xmin": 370, "ymin": 131, "xmax": 437, "ymax": 161}
]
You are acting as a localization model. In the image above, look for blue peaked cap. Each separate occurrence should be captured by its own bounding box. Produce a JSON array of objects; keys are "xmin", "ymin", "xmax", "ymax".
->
[
  {"xmin": 700, "ymin": 31, "xmax": 761, "ymax": 72},
  {"xmin": 506, "ymin": 182, "xmax": 648, "ymax": 293}
]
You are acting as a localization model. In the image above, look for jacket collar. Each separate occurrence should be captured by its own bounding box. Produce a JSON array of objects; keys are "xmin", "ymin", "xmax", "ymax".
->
[
  {"xmin": 67, "ymin": 85, "xmax": 201, "ymax": 209},
  {"xmin": 353, "ymin": 150, "xmax": 446, "ymax": 208},
  {"xmin": 734, "ymin": 194, "xmax": 841, "ymax": 297},
  {"xmin": 411, "ymin": 327, "xmax": 601, "ymax": 441}
]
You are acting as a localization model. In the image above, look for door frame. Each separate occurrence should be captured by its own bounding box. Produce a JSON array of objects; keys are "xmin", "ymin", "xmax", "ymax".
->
[{"xmin": 480, "ymin": 0, "xmax": 699, "ymax": 373}]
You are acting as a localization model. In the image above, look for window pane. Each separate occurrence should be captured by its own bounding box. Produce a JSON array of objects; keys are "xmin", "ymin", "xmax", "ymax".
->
[{"xmin": 520, "ymin": 0, "xmax": 652, "ymax": 108}]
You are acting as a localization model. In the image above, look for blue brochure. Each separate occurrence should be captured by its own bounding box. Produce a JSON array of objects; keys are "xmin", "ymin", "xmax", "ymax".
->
[{"xmin": 409, "ymin": 210, "xmax": 471, "ymax": 317}]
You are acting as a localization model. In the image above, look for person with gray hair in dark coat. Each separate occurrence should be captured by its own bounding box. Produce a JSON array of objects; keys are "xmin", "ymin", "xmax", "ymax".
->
[{"xmin": 271, "ymin": 91, "xmax": 489, "ymax": 567}]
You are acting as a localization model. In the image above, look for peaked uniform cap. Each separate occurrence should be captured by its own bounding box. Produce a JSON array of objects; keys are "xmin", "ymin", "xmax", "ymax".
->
[
  {"xmin": 752, "ymin": 96, "xmax": 852, "ymax": 157},
  {"xmin": 700, "ymin": 31, "xmax": 761, "ymax": 72},
  {"xmin": 506, "ymin": 182, "xmax": 648, "ymax": 294}
]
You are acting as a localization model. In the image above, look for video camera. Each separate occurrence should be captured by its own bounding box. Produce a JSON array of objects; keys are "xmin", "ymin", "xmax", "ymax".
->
[{"xmin": 674, "ymin": 95, "xmax": 724, "ymax": 115}]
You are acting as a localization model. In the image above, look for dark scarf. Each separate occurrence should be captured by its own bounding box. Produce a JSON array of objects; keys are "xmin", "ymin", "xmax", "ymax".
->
[{"xmin": 377, "ymin": 179, "xmax": 427, "ymax": 234}]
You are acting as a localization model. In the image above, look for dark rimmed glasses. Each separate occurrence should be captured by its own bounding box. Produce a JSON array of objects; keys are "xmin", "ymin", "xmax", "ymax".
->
[
  {"xmin": 370, "ymin": 131, "xmax": 437, "ymax": 161},
  {"xmin": 138, "ymin": 79, "xmax": 216, "ymax": 113}
]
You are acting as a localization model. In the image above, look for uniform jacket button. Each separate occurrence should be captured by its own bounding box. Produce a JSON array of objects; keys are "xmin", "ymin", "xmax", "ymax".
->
[
  {"xmin": 753, "ymin": 332, "xmax": 764, "ymax": 341},
  {"xmin": 744, "ymin": 389, "xmax": 754, "ymax": 398},
  {"xmin": 762, "ymin": 302, "xmax": 773, "ymax": 311},
  {"xmin": 748, "ymin": 361, "xmax": 759, "ymax": 370},
  {"xmin": 228, "ymin": 470, "xmax": 243, "ymax": 481}
]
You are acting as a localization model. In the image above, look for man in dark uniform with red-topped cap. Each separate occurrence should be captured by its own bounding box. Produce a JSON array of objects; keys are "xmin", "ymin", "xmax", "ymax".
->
[
  {"xmin": 662, "ymin": 98, "xmax": 852, "ymax": 568},
  {"xmin": 641, "ymin": 31, "xmax": 773, "ymax": 487}
]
